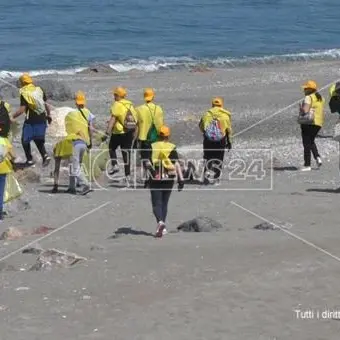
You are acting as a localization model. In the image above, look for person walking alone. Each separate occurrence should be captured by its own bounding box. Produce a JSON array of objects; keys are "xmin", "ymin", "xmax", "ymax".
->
[
  {"xmin": 298, "ymin": 80, "xmax": 324, "ymax": 171},
  {"xmin": 146, "ymin": 126, "xmax": 184, "ymax": 238}
]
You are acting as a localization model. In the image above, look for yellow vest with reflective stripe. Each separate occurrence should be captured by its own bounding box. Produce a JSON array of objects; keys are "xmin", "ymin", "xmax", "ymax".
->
[
  {"xmin": 65, "ymin": 108, "xmax": 91, "ymax": 145},
  {"xmin": 151, "ymin": 141, "xmax": 176, "ymax": 170}
]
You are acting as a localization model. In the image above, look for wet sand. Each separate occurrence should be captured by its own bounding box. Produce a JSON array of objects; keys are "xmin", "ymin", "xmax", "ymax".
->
[{"xmin": 1, "ymin": 61, "xmax": 340, "ymax": 339}]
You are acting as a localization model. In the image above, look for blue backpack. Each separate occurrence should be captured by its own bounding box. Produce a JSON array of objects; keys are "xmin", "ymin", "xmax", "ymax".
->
[{"xmin": 204, "ymin": 112, "xmax": 224, "ymax": 141}]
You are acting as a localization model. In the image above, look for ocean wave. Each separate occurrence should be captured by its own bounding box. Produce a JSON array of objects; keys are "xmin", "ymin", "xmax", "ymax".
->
[
  {"xmin": 1, "ymin": 49, "xmax": 340, "ymax": 79},
  {"xmin": 0, "ymin": 67, "xmax": 87, "ymax": 80}
]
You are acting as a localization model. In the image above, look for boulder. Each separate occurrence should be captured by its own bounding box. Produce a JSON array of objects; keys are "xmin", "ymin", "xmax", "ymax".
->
[
  {"xmin": 177, "ymin": 216, "xmax": 223, "ymax": 232},
  {"xmin": 0, "ymin": 78, "xmax": 73, "ymax": 101},
  {"xmin": 77, "ymin": 64, "xmax": 118, "ymax": 75},
  {"xmin": 47, "ymin": 106, "xmax": 73, "ymax": 138},
  {"xmin": 35, "ymin": 79, "xmax": 73, "ymax": 101}
]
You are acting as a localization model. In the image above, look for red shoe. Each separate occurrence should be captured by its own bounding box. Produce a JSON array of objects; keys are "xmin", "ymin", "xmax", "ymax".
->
[{"xmin": 155, "ymin": 222, "xmax": 166, "ymax": 238}]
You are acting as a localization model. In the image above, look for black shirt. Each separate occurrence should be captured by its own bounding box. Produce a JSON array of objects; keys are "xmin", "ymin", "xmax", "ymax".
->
[{"xmin": 20, "ymin": 89, "xmax": 47, "ymax": 124}]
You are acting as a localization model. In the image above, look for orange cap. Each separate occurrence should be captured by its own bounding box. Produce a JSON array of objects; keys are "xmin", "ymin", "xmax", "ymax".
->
[
  {"xmin": 75, "ymin": 91, "xmax": 86, "ymax": 105},
  {"xmin": 113, "ymin": 87, "xmax": 127, "ymax": 98},
  {"xmin": 19, "ymin": 73, "xmax": 33, "ymax": 85},
  {"xmin": 159, "ymin": 125, "xmax": 170, "ymax": 137},
  {"xmin": 302, "ymin": 80, "xmax": 317, "ymax": 90},
  {"xmin": 212, "ymin": 97, "xmax": 223, "ymax": 107},
  {"xmin": 144, "ymin": 88, "xmax": 155, "ymax": 102}
]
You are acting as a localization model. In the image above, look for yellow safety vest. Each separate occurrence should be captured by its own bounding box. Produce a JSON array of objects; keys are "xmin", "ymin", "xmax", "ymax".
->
[
  {"xmin": 65, "ymin": 108, "xmax": 91, "ymax": 145},
  {"xmin": 136, "ymin": 102, "xmax": 164, "ymax": 141},
  {"xmin": 309, "ymin": 93, "xmax": 324, "ymax": 127},
  {"xmin": 200, "ymin": 107, "xmax": 232, "ymax": 138},
  {"xmin": 110, "ymin": 99, "xmax": 138, "ymax": 135},
  {"xmin": 151, "ymin": 141, "xmax": 176, "ymax": 171}
]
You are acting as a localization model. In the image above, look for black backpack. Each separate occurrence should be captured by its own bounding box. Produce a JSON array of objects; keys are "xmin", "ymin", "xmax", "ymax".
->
[
  {"xmin": 329, "ymin": 95, "xmax": 340, "ymax": 114},
  {"xmin": 0, "ymin": 101, "xmax": 11, "ymax": 138}
]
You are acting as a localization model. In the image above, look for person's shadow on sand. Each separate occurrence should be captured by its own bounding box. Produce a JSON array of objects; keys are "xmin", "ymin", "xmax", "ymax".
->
[
  {"xmin": 306, "ymin": 188, "xmax": 340, "ymax": 194},
  {"xmin": 273, "ymin": 166, "xmax": 299, "ymax": 171},
  {"xmin": 108, "ymin": 227, "xmax": 155, "ymax": 238}
]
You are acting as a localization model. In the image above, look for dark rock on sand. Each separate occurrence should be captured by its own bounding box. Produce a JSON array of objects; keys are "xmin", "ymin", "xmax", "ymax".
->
[
  {"xmin": 22, "ymin": 246, "xmax": 43, "ymax": 255},
  {"xmin": 77, "ymin": 64, "xmax": 118, "ymax": 75},
  {"xmin": 177, "ymin": 216, "xmax": 223, "ymax": 232},
  {"xmin": 253, "ymin": 222, "xmax": 278, "ymax": 231}
]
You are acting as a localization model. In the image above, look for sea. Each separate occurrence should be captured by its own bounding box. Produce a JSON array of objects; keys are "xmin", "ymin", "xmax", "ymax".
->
[{"xmin": 1, "ymin": 0, "xmax": 339, "ymax": 77}]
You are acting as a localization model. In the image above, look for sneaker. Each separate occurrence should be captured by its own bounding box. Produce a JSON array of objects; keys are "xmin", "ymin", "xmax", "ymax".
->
[
  {"xmin": 155, "ymin": 222, "xmax": 166, "ymax": 238},
  {"xmin": 65, "ymin": 188, "xmax": 77, "ymax": 195},
  {"xmin": 162, "ymin": 228, "xmax": 168, "ymax": 236},
  {"xmin": 213, "ymin": 179, "xmax": 221, "ymax": 186},
  {"xmin": 25, "ymin": 160, "xmax": 35, "ymax": 167},
  {"xmin": 51, "ymin": 185, "xmax": 59, "ymax": 194},
  {"xmin": 42, "ymin": 155, "xmax": 51, "ymax": 167},
  {"xmin": 124, "ymin": 176, "xmax": 131, "ymax": 188},
  {"xmin": 316, "ymin": 157, "xmax": 322, "ymax": 168},
  {"xmin": 108, "ymin": 166, "xmax": 119, "ymax": 176},
  {"xmin": 79, "ymin": 185, "xmax": 92, "ymax": 196},
  {"xmin": 300, "ymin": 166, "xmax": 312, "ymax": 172}
]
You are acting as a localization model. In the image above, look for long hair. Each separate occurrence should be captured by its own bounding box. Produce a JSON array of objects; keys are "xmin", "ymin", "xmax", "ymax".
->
[{"xmin": 314, "ymin": 91, "xmax": 323, "ymax": 102}]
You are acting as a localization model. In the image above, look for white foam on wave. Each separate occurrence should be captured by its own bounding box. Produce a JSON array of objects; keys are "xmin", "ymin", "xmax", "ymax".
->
[
  {"xmin": 0, "ymin": 67, "xmax": 87, "ymax": 80},
  {"xmin": 1, "ymin": 49, "xmax": 340, "ymax": 79}
]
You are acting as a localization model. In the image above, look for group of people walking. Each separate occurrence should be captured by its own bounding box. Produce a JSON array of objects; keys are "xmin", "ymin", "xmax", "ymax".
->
[{"xmin": 0, "ymin": 73, "xmax": 336, "ymax": 235}]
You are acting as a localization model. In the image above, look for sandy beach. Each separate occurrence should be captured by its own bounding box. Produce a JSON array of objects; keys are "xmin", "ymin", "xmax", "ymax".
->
[{"xmin": 1, "ymin": 61, "xmax": 340, "ymax": 339}]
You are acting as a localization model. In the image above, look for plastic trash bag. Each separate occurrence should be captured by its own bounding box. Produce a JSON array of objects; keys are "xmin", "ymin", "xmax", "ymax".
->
[{"xmin": 4, "ymin": 173, "xmax": 23, "ymax": 203}]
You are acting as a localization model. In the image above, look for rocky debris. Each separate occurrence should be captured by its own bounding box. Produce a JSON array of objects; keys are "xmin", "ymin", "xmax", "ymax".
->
[
  {"xmin": 35, "ymin": 79, "xmax": 73, "ymax": 101},
  {"xmin": 0, "ymin": 227, "xmax": 24, "ymax": 240},
  {"xmin": 177, "ymin": 216, "xmax": 223, "ymax": 232},
  {"xmin": 253, "ymin": 222, "xmax": 278, "ymax": 231},
  {"xmin": 47, "ymin": 106, "xmax": 73, "ymax": 138},
  {"xmin": 77, "ymin": 64, "xmax": 118, "ymax": 75},
  {"xmin": 29, "ymin": 248, "xmax": 87, "ymax": 271},
  {"xmin": 15, "ymin": 167, "xmax": 41, "ymax": 183}
]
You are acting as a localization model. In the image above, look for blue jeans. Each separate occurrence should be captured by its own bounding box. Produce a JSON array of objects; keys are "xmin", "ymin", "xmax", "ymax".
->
[{"xmin": 0, "ymin": 174, "xmax": 7, "ymax": 217}]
